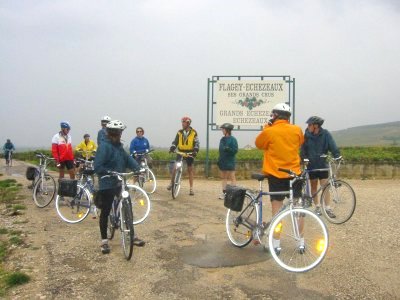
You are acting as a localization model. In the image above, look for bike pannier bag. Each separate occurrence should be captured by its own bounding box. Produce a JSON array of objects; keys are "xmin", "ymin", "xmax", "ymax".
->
[
  {"xmin": 26, "ymin": 167, "xmax": 38, "ymax": 181},
  {"xmin": 224, "ymin": 185, "xmax": 247, "ymax": 212},
  {"xmin": 58, "ymin": 179, "xmax": 78, "ymax": 197}
]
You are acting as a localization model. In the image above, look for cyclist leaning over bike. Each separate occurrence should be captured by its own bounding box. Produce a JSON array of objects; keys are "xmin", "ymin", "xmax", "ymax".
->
[
  {"xmin": 130, "ymin": 127, "xmax": 152, "ymax": 167},
  {"xmin": 300, "ymin": 116, "xmax": 342, "ymax": 218},
  {"xmin": 168, "ymin": 116, "xmax": 199, "ymax": 196},
  {"xmin": 255, "ymin": 103, "xmax": 304, "ymax": 249},
  {"xmin": 94, "ymin": 120, "xmax": 145, "ymax": 254},
  {"xmin": 3, "ymin": 139, "xmax": 15, "ymax": 165},
  {"xmin": 52, "ymin": 122, "xmax": 75, "ymax": 179}
]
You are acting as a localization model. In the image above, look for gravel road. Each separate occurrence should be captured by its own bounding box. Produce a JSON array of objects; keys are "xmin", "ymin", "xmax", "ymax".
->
[{"xmin": 1, "ymin": 160, "xmax": 399, "ymax": 299}]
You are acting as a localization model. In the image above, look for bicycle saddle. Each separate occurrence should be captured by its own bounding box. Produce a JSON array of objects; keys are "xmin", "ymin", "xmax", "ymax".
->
[{"xmin": 251, "ymin": 173, "xmax": 268, "ymax": 181}]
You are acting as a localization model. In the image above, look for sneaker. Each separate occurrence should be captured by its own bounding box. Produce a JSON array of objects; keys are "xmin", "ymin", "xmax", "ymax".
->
[
  {"xmin": 101, "ymin": 243, "xmax": 110, "ymax": 254},
  {"xmin": 189, "ymin": 189, "xmax": 194, "ymax": 196},
  {"xmin": 133, "ymin": 237, "xmax": 145, "ymax": 247},
  {"xmin": 325, "ymin": 208, "xmax": 336, "ymax": 219},
  {"xmin": 314, "ymin": 206, "xmax": 322, "ymax": 216},
  {"xmin": 166, "ymin": 183, "xmax": 172, "ymax": 191}
]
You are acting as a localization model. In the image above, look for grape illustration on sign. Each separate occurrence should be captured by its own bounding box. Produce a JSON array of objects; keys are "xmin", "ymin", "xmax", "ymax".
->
[{"xmin": 235, "ymin": 97, "xmax": 266, "ymax": 110}]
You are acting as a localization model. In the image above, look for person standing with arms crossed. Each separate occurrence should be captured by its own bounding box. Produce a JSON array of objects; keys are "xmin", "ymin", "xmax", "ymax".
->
[
  {"xmin": 217, "ymin": 123, "xmax": 238, "ymax": 199},
  {"xmin": 255, "ymin": 103, "xmax": 304, "ymax": 251},
  {"xmin": 301, "ymin": 116, "xmax": 341, "ymax": 218},
  {"xmin": 52, "ymin": 121, "xmax": 75, "ymax": 179},
  {"xmin": 168, "ymin": 116, "xmax": 199, "ymax": 196}
]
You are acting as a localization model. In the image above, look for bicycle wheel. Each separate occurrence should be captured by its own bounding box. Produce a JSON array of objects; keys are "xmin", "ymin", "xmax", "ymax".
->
[
  {"xmin": 107, "ymin": 209, "xmax": 116, "ymax": 240},
  {"xmin": 226, "ymin": 193, "xmax": 258, "ymax": 247},
  {"xmin": 141, "ymin": 168, "xmax": 157, "ymax": 194},
  {"xmin": 55, "ymin": 184, "xmax": 91, "ymax": 223},
  {"xmin": 321, "ymin": 179, "xmax": 356, "ymax": 224},
  {"xmin": 127, "ymin": 184, "xmax": 151, "ymax": 225},
  {"xmin": 120, "ymin": 200, "xmax": 134, "ymax": 260},
  {"xmin": 268, "ymin": 208, "xmax": 329, "ymax": 273},
  {"xmin": 32, "ymin": 174, "xmax": 56, "ymax": 208},
  {"xmin": 172, "ymin": 168, "xmax": 182, "ymax": 199}
]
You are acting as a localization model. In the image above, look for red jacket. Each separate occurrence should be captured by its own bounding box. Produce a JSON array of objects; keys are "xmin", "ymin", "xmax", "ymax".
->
[{"xmin": 52, "ymin": 132, "xmax": 74, "ymax": 162}]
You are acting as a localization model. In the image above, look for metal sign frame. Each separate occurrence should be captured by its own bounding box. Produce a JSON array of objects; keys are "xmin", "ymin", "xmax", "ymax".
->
[{"xmin": 205, "ymin": 75, "xmax": 296, "ymax": 177}]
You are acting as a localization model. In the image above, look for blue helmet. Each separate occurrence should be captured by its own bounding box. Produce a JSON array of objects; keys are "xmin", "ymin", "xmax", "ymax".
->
[{"xmin": 60, "ymin": 121, "xmax": 71, "ymax": 129}]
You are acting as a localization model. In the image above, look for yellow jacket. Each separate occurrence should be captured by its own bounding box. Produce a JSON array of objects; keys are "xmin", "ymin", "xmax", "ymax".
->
[
  {"xmin": 255, "ymin": 120, "xmax": 304, "ymax": 178},
  {"xmin": 75, "ymin": 140, "xmax": 97, "ymax": 158}
]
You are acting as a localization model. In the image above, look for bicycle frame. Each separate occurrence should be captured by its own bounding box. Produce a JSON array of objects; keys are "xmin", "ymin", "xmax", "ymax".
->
[{"xmin": 34, "ymin": 153, "xmax": 54, "ymax": 189}]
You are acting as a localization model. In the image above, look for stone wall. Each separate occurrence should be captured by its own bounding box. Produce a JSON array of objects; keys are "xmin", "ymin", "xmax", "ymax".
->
[{"xmin": 151, "ymin": 160, "xmax": 400, "ymax": 179}]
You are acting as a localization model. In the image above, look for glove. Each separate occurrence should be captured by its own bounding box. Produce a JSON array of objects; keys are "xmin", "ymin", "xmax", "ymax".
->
[
  {"xmin": 192, "ymin": 147, "xmax": 199, "ymax": 157},
  {"xmin": 145, "ymin": 149, "xmax": 149, "ymax": 153},
  {"xmin": 191, "ymin": 152, "xmax": 197, "ymax": 158},
  {"xmin": 169, "ymin": 145, "xmax": 176, "ymax": 153}
]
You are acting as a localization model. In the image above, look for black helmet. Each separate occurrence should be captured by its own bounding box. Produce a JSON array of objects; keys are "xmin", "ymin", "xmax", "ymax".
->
[
  {"xmin": 306, "ymin": 116, "xmax": 324, "ymax": 126},
  {"xmin": 220, "ymin": 123, "xmax": 234, "ymax": 130}
]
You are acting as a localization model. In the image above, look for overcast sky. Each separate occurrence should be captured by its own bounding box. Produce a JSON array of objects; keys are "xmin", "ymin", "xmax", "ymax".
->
[{"xmin": 1, "ymin": 0, "xmax": 399, "ymax": 149}]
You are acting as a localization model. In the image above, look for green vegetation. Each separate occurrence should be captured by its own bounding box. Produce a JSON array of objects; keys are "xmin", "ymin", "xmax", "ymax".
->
[{"xmin": 0, "ymin": 180, "xmax": 30, "ymax": 296}]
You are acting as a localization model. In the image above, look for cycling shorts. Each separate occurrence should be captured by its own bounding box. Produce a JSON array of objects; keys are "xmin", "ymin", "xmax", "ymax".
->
[
  {"xmin": 59, "ymin": 160, "xmax": 75, "ymax": 170},
  {"xmin": 267, "ymin": 175, "xmax": 302, "ymax": 201},
  {"xmin": 308, "ymin": 170, "xmax": 329, "ymax": 180},
  {"xmin": 176, "ymin": 155, "xmax": 194, "ymax": 167}
]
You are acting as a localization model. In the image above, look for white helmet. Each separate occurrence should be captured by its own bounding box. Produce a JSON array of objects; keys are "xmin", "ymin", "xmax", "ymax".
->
[
  {"xmin": 272, "ymin": 103, "xmax": 291, "ymax": 116},
  {"xmin": 106, "ymin": 120, "xmax": 126, "ymax": 130},
  {"xmin": 101, "ymin": 115, "xmax": 111, "ymax": 122}
]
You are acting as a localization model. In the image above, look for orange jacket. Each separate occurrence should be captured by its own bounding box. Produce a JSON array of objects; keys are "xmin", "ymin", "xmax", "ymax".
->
[{"xmin": 255, "ymin": 119, "xmax": 304, "ymax": 178}]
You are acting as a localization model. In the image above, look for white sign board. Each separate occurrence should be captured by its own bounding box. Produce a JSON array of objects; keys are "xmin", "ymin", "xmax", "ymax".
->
[{"xmin": 215, "ymin": 80, "xmax": 287, "ymax": 127}]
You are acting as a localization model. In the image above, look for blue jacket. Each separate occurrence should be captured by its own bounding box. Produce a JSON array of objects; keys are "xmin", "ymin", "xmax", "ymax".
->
[
  {"xmin": 217, "ymin": 136, "xmax": 238, "ymax": 171},
  {"xmin": 129, "ymin": 136, "xmax": 150, "ymax": 154},
  {"xmin": 94, "ymin": 139, "xmax": 140, "ymax": 190},
  {"xmin": 300, "ymin": 128, "xmax": 340, "ymax": 169},
  {"xmin": 97, "ymin": 128, "xmax": 108, "ymax": 146},
  {"xmin": 3, "ymin": 142, "xmax": 15, "ymax": 153}
]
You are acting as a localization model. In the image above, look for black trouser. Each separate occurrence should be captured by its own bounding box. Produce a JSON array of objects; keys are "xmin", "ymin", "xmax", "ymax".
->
[{"xmin": 98, "ymin": 187, "xmax": 121, "ymax": 240}]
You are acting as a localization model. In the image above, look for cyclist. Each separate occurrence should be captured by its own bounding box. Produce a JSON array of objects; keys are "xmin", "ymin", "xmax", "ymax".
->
[
  {"xmin": 75, "ymin": 134, "xmax": 97, "ymax": 160},
  {"xmin": 255, "ymin": 103, "xmax": 304, "ymax": 250},
  {"xmin": 94, "ymin": 119, "xmax": 145, "ymax": 254},
  {"xmin": 217, "ymin": 123, "xmax": 238, "ymax": 200},
  {"xmin": 52, "ymin": 121, "xmax": 75, "ymax": 179},
  {"xmin": 168, "ymin": 116, "xmax": 199, "ymax": 196},
  {"xmin": 301, "ymin": 116, "xmax": 341, "ymax": 218},
  {"xmin": 3, "ymin": 139, "xmax": 15, "ymax": 165},
  {"xmin": 130, "ymin": 127, "xmax": 152, "ymax": 167},
  {"xmin": 97, "ymin": 115, "xmax": 111, "ymax": 146}
]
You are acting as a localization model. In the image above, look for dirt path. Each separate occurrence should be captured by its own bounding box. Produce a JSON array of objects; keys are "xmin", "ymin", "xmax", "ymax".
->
[{"xmin": 1, "ymin": 160, "xmax": 400, "ymax": 299}]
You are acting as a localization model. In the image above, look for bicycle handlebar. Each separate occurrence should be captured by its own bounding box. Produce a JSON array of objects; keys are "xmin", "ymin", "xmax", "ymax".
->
[{"xmin": 173, "ymin": 151, "xmax": 194, "ymax": 158}]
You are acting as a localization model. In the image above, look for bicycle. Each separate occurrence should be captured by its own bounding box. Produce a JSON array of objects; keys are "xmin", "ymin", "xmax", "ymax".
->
[
  {"xmin": 130, "ymin": 149, "xmax": 157, "ymax": 194},
  {"xmin": 170, "ymin": 151, "xmax": 193, "ymax": 199},
  {"xmin": 30, "ymin": 152, "xmax": 57, "ymax": 208},
  {"xmin": 225, "ymin": 169, "xmax": 329, "ymax": 273},
  {"xmin": 105, "ymin": 171, "xmax": 142, "ymax": 260},
  {"xmin": 5, "ymin": 150, "xmax": 13, "ymax": 167},
  {"xmin": 55, "ymin": 158, "xmax": 97, "ymax": 223},
  {"xmin": 302, "ymin": 155, "xmax": 356, "ymax": 224}
]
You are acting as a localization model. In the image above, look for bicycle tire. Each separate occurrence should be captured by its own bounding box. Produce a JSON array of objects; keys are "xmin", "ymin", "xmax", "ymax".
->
[
  {"xmin": 55, "ymin": 184, "xmax": 91, "ymax": 223},
  {"xmin": 127, "ymin": 184, "xmax": 151, "ymax": 225},
  {"xmin": 141, "ymin": 168, "xmax": 157, "ymax": 194},
  {"xmin": 172, "ymin": 168, "xmax": 182, "ymax": 199},
  {"xmin": 107, "ymin": 209, "xmax": 116, "ymax": 240},
  {"xmin": 226, "ymin": 193, "xmax": 258, "ymax": 247},
  {"xmin": 32, "ymin": 174, "xmax": 56, "ymax": 208},
  {"xmin": 268, "ymin": 208, "xmax": 329, "ymax": 273},
  {"xmin": 120, "ymin": 200, "xmax": 134, "ymax": 260},
  {"xmin": 321, "ymin": 179, "xmax": 356, "ymax": 224}
]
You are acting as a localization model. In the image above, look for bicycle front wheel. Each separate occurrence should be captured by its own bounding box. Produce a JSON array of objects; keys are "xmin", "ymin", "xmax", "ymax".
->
[
  {"xmin": 321, "ymin": 179, "xmax": 356, "ymax": 224},
  {"xmin": 120, "ymin": 200, "xmax": 134, "ymax": 260},
  {"xmin": 55, "ymin": 184, "xmax": 91, "ymax": 223},
  {"xmin": 141, "ymin": 168, "xmax": 157, "ymax": 194},
  {"xmin": 268, "ymin": 208, "xmax": 329, "ymax": 273},
  {"xmin": 127, "ymin": 184, "xmax": 151, "ymax": 225},
  {"xmin": 172, "ymin": 168, "xmax": 182, "ymax": 199},
  {"xmin": 32, "ymin": 174, "xmax": 56, "ymax": 208},
  {"xmin": 226, "ymin": 193, "xmax": 258, "ymax": 248}
]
